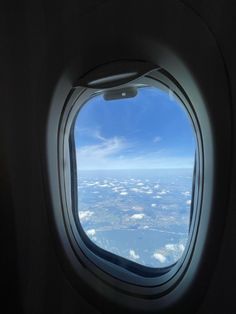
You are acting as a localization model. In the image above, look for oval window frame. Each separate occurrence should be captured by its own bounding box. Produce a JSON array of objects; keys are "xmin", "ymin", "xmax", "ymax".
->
[{"xmin": 57, "ymin": 65, "xmax": 203, "ymax": 292}]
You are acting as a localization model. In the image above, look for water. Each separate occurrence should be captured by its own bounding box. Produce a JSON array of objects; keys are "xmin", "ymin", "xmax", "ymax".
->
[{"xmin": 77, "ymin": 168, "xmax": 193, "ymax": 268}]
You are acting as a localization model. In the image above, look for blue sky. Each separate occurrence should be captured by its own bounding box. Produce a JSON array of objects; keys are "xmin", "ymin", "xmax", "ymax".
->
[{"xmin": 74, "ymin": 86, "xmax": 196, "ymax": 170}]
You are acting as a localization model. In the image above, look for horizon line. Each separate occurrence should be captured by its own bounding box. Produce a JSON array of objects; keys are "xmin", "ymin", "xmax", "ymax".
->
[{"xmin": 77, "ymin": 167, "xmax": 193, "ymax": 171}]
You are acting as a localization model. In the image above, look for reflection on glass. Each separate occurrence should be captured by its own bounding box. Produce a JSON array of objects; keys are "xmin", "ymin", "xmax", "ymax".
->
[{"xmin": 74, "ymin": 86, "xmax": 196, "ymax": 268}]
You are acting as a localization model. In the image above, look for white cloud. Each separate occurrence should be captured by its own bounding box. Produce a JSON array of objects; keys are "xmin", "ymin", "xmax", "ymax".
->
[
  {"xmin": 165, "ymin": 243, "xmax": 185, "ymax": 256},
  {"xmin": 153, "ymin": 252, "xmax": 167, "ymax": 263},
  {"xmin": 186, "ymin": 199, "xmax": 191, "ymax": 205},
  {"xmin": 120, "ymin": 191, "xmax": 128, "ymax": 195},
  {"xmin": 86, "ymin": 182, "xmax": 97, "ymax": 186},
  {"xmin": 158, "ymin": 190, "xmax": 167, "ymax": 195},
  {"xmin": 130, "ymin": 213, "xmax": 145, "ymax": 220},
  {"xmin": 179, "ymin": 244, "xmax": 185, "ymax": 253},
  {"xmin": 165, "ymin": 244, "xmax": 176, "ymax": 251},
  {"xmin": 98, "ymin": 184, "xmax": 109, "ymax": 187},
  {"xmin": 130, "ymin": 188, "xmax": 140, "ymax": 193},
  {"xmin": 76, "ymin": 132, "xmax": 131, "ymax": 170},
  {"xmin": 132, "ymin": 206, "xmax": 144, "ymax": 211},
  {"xmin": 151, "ymin": 203, "xmax": 157, "ymax": 207},
  {"xmin": 76, "ymin": 130, "xmax": 194, "ymax": 170},
  {"xmin": 79, "ymin": 210, "xmax": 94, "ymax": 221},
  {"xmin": 129, "ymin": 250, "xmax": 140, "ymax": 260},
  {"xmin": 182, "ymin": 191, "xmax": 191, "ymax": 196},
  {"xmin": 75, "ymin": 127, "xmax": 106, "ymax": 141},
  {"xmin": 153, "ymin": 136, "xmax": 162, "ymax": 143},
  {"xmin": 93, "ymin": 129, "xmax": 106, "ymax": 141},
  {"xmin": 77, "ymin": 136, "xmax": 127, "ymax": 167},
  {"xmin": 86, "ymin": 229, "xmax": 96, "ymax": 237}
]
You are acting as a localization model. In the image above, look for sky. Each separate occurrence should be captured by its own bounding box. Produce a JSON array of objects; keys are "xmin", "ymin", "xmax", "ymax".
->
[{"xmin": 74, "ymin": 86, "xmax": 196, "ymax": 170}]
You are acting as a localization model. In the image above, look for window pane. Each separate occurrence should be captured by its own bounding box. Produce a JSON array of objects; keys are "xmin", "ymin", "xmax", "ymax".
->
[{"xmin": 73, "ymin": 86, "xmax": 196, "ymax": 268}]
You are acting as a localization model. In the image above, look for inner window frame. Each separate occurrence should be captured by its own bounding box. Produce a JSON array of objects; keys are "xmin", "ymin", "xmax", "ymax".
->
[{"xmin": 59, "ymin": 68, "xmax": 203, "ymax": 291}]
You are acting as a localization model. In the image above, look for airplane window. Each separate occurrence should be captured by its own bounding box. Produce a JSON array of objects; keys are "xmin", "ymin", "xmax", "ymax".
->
[{"xmin": 71, "ymin": 84, "xmax": 196, "ymax": 269}]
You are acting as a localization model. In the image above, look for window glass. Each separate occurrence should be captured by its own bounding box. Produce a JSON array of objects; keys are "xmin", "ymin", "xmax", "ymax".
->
[{"xmin": 73, "ymin": 86, "xmax": 196, "ymax": 268}]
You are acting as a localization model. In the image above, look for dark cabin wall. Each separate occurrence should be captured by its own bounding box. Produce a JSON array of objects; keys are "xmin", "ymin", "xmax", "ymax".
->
[
  {"xmin": 0, "ymin": 1, "xmax": 101, "ymax": 313},
  {"xmin": 182, "ymin": 1, "xmax": 236, "ymax": 313},
  {"xmin": 0, "ymin": 0, "xmax": 235, "ymax": 313}
]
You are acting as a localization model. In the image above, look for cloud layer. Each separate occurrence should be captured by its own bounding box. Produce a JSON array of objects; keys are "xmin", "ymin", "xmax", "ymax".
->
[{"xmin": 76, "ymin": 132, "xmax": 194, "ymax": 170}]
